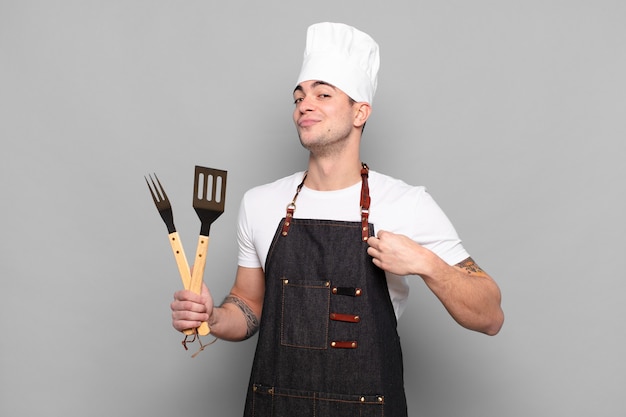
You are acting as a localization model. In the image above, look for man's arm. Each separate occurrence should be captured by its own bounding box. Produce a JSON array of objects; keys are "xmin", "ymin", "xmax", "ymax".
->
[
  {"xmin": 367, "ymin": 231, "xmax": 504, "ymax": 335},
  {"xmin": 171, "ymin": 266, "xmax": 265, "ymax": 342},
  {"xmin": 427, "ymin": 255, "xmax": 503, "ymax": 335}
]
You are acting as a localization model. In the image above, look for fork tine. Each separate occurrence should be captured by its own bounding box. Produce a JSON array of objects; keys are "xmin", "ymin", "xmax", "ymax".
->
[
  {"xmin": 145, "ymin": 173, "xmax": 171, "ymax": 207},
  {"xmin": 146, "ymin": 173, "xmax": 176, "ymax": 233},
  {"xmin": 152, "ymin": 174, "xmax": 169, "ymax": 203},
  {"xmin": 145, "ymin": 175, "xmax": 160, "ymax": 205}
]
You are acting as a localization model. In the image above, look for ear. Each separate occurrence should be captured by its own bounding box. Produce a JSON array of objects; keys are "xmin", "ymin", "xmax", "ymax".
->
[{"xmin": 353, "ymin": 102, "xmax": 372, "ymax": 128}]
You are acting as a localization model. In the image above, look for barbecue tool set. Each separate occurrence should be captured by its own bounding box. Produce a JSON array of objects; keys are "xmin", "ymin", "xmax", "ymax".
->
[{"xmin": 146, "ymin": 166, "xmax": 227, "ymax": 353}]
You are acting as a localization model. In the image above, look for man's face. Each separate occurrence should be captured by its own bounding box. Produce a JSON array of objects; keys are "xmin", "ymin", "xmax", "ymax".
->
[{"xmin": 292, "ymin": 80, "xmax": 358, "ymax": 156}]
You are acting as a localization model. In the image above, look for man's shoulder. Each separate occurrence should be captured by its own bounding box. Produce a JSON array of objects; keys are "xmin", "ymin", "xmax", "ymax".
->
[
  {"xmin": 369, "ymin": 170, "xmax": 427, "ymax": 197},
  {"xmin": 243, "ymin": 172, "xmax": 306, "ymax": 200}
]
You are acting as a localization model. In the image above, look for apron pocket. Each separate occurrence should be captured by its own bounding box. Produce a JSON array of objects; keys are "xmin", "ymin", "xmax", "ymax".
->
[
  {"xmin": 252, "ymin": 384, "xmax": 384, "ymax": 417},
  {"xmin": 281, "ymin": 279, "xmax": 330, "ymax": 349}
]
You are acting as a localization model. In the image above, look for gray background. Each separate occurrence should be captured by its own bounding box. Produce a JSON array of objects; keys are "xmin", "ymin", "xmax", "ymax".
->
[{"xmin": 1, "ymin": 1, "xmax": 624, "ymax": 416}]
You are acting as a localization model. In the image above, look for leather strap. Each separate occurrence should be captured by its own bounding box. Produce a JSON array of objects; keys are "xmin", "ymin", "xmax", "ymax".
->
[
  {"xmin": 282, "ymin": 163, "xmax": 371, "ymax": 242},
  {"xmin": 281, "ymin": 173, "xmax": 307, "ymax": 237},
  {"xmin": 330, "ymin": 341, "xmax": 358, "ymax": 349},
  {"xmin": 330, "ymin": 313, "xmax": 361, "ymax": 323},
  {"xmin": 360, "ymin": 163, "xmax": 370, "ymax": 242},
  {"xmin": 332, "ymin": 286, "xmax": 362, "ymax": 297}
]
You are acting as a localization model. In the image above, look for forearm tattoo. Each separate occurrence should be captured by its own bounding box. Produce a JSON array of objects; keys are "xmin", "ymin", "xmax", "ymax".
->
[
  {"xmin": 221, "ymin": 295, "xmax": 259, "ymax": 339},
  {"xmin": 455, "ymin": 257, "xmax": 485, "ymax": 275}
]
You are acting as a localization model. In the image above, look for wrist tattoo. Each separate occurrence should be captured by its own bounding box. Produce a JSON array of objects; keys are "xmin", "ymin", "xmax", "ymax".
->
[
  {"xmin": 221, "ymin": 295, "xmax": 259, "ymax": 339},
  {"xmin": 455, "ymin": 257, "xmax": 485, "ymax": 275}
]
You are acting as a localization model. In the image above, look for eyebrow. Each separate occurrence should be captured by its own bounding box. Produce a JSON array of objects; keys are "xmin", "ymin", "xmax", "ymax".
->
[{"xmin": 293, "ymin": 81, "xmax": 337, "ymax": 95}]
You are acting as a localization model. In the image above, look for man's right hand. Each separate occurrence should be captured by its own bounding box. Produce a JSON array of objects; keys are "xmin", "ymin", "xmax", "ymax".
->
[{"xmin": 170, "ymin": 283, "xmax": 213, "ymax": 333}]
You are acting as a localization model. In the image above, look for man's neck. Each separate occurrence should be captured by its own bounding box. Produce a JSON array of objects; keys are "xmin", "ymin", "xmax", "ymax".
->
[{"xmin": 304, "ymin": 155, "xmax": 363, "ymax": 191}]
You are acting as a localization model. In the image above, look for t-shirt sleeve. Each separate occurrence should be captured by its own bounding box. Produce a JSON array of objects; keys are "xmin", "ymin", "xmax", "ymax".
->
[
  {"xmin": 412, "ymin": 188, "xmax": 470, "ymax": 266},
  {"xmin": 236, "ymin": 194, "xmax": 263, "ymax": 269}
]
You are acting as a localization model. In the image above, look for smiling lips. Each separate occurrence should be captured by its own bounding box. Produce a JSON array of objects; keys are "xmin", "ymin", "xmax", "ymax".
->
[{"xmin": 298, "ymin": 117, "xmax": 320, "ymax": 128}]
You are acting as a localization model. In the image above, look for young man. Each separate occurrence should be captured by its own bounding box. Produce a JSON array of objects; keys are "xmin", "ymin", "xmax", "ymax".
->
[{"xmin": 171, "ymin": 22, "xmax": 504, "ymax": 416}]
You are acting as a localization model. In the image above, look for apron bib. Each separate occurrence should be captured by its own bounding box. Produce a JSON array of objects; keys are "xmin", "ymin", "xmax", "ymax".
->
[{"xmin": 243, "ymin": 165, "xmax": 408, "ymax": 417}]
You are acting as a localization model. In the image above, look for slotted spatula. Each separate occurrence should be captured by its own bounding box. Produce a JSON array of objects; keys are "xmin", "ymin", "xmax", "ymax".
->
[{"xmin": 188, "ymin": 166, "xmax": 227, "ymax": 321}]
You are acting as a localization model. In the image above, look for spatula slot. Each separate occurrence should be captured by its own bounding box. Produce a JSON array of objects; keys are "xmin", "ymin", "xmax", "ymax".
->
[
  {"xmin": 194, "ymin": 166, "xmax": 227, "ymax": 207},
  {"xmin": 196, "ymin": 173, "xmax": 224, "ymax": 203}
]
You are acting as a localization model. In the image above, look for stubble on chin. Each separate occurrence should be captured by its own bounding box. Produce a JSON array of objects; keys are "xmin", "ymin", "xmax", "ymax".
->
[{"xmin": 297, "ymin": 127, "xmax": 351, "ymax": 158}]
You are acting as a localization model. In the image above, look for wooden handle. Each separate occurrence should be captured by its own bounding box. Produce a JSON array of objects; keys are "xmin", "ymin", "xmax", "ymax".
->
[
  {"xmin": 191, "ymin": 235, "xmax": 210, "ymax": 336},
  {"xmin": 190, "ymin": 235, "xmax": 209, "ymax": 293},
  {"xmin": 167, "ymin": 232, "xmax": 209, "ymax": 336},
  {"xmin": 167, "ymin": 231, "xmax": 191, "ymax": 289}
]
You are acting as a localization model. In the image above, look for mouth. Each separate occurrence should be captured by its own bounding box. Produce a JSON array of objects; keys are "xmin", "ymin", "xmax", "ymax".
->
[{"xmin": 297, "ymin": 118, "xmax": 319, "ymax": 128}]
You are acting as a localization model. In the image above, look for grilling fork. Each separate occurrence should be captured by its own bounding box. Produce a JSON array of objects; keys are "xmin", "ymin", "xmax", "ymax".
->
[{"xmin": 145, "ymin": 174, "xmax": 209, "ymax": 336}]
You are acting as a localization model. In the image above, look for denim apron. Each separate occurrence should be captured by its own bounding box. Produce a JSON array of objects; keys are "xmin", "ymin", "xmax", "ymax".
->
[{"xmin": 243, "ymin": 165, "xmax": 408, "ymax": 417}]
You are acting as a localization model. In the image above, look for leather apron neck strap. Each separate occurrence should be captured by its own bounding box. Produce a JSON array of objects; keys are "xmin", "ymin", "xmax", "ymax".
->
[{"xmin": 281, "ymin": 163, "xmax": 371, "ymax": 241}]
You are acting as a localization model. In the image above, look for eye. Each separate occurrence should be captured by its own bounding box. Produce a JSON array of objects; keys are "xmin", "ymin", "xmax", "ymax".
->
[{"xmin": 293, "ymin": 97, "xmax": 304, "ymax": 104}]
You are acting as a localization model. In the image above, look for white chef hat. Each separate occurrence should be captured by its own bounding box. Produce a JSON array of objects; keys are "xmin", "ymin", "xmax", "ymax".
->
[{"xmin": 296, "ymin": 22, "xmax": 380, "ymax": 104}]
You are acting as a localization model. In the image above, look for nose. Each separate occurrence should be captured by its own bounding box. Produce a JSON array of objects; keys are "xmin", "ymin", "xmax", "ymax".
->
[{"xmin": 296, "ymin": 96, "xmax": 314, "ymax": 113}]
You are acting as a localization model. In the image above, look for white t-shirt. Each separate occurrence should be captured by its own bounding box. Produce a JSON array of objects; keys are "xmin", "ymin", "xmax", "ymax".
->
[{"xmin": 237, "ymin": 170, "xmax": 470, "ymax": 318}]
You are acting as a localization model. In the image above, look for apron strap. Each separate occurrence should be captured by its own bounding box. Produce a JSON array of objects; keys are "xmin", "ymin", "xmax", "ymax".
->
[
  {"xmin": 281, "ymin": 162, "xmax": 371, "ymax": 242},
  {"xmin": 281, "ymin": 173, "xmax": 307, "ymax": 237},
  {"xmin": 360, "ymin": 163, "xmax": 370, "ymax": 242}
]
